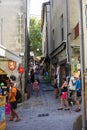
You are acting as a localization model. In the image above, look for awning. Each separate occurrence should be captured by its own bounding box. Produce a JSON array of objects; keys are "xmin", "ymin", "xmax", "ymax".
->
[{"xmin": 0, "ymin": 45, "xmax": 21, "ymax": 63}]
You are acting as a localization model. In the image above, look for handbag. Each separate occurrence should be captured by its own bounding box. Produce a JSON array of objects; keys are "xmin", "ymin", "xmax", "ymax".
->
[{"xmin": 5, "ymin": 103, "xmax": 11, "ymax": 115}]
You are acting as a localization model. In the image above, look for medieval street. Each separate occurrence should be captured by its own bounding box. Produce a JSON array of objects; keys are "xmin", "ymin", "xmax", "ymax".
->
[
  {"xmin": 0, "ymin": 0, "xmax": 87, "ymax": 130},
  {"xmin": 6, "ymin": 78, "xmax": 81, "ymax": 130}
]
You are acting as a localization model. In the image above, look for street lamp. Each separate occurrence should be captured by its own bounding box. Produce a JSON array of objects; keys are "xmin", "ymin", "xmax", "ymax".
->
[{"xmin": 37, "ymin": 48, "xmax": 39, "ymax": 51}]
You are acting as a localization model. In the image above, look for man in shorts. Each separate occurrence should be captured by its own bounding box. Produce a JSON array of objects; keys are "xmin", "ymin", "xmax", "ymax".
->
[
  {"xmin": 9, "ymin": 81, "xmax": 21, "ymax": 121},
  {"xmin": 74, "ymin": 75, "xmax": 82, "ymax": 112}
]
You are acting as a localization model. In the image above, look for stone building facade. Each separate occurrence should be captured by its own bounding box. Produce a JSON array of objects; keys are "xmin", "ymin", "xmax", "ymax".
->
[
  {"xmin": 0, "ymin": 0, "xmax": 30, "ymax": 98},
  {"xmin": 41, "ymin": 0, "xmax": 80, "ymax": 85}
]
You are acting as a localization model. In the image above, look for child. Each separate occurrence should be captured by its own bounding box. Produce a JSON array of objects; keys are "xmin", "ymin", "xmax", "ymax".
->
[{"xmin": 33, "ymin": 79, "xmax": 39, "ymax": 97}]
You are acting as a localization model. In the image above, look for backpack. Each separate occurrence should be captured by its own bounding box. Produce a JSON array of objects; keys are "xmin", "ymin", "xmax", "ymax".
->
[{"xmin": 16, "ymin": 89, "xmax": 22, "ymax": 103}]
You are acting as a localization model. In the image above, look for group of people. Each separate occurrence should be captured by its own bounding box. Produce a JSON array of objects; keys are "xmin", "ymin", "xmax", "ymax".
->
[{"xmin": 54, "ymin": 74, "xmax": 81, "ymax": 112}]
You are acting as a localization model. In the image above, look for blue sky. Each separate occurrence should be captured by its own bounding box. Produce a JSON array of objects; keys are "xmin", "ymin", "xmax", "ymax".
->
[{"xmin": 30, "ymin": 0, "xmax": 48, "ymax": 19}]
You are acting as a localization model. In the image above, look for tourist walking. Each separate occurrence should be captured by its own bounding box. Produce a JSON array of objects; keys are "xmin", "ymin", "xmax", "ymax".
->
[
  {"xmin": 74, "ymin": 75, "xmax": 82, "ymax": 112},
  {"xmin": 8, "ymin": 81, "xmax": 21, "ymax": 121},
  {"xmin": 58, "ymin": 78, "xmax": 70, "ymax": 110}
]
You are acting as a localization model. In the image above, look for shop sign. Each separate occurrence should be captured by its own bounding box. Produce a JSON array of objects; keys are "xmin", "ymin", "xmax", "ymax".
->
[
  {"xmin": 72, "ymin": 64, "xmax": 77, "ymax": 72},
  {"xmin": 8, "ymin": 60, "xmax": 16, "ymax": 71}
]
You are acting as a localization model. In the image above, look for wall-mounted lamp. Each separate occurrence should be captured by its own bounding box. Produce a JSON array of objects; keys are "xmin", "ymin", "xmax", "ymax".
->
[{"xmin": 85, "ymin": 5, "xmax": 87, "ymax": 27}]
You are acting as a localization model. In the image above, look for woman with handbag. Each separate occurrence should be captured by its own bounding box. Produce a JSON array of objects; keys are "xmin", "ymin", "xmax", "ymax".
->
[{"xmin": 58, "ymin": 78, "xmax": 70, "ymax": 110}]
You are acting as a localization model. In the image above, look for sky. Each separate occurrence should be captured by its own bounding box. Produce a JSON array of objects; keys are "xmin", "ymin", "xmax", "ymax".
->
[{"xmin": 30, "ymin": 0, "xmax": 48, "ymax": 19}]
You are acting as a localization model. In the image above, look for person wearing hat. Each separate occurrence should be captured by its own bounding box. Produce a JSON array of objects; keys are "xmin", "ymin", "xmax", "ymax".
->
[
  {"xmin": 58, "ymin": 78, "xmax": 70, "ymax": 110},
  {"xmin": 8, "ymin": 81, "xmax": 21, "ymax": 121},
  {"xmin": 74, "ymin": 75, "xmax": 81, "ymax": 112}
]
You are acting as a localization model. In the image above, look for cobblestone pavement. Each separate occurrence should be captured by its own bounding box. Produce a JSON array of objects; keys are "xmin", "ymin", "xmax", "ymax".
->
[{"xmin": 6, "ymin": 79, "xmax": 81, "ymax": 130}]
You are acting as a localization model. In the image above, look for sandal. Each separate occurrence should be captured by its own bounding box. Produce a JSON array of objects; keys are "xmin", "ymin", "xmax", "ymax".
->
[
  {"xmin": 57, "ymin": 107, "xmax": 63, "ymax": 110},
  {"xmin": 15, "ymin": 118, "xmax": 21, "ymax": 122},
  {"xmin": 75, "ymin": 108, "xmax": 81, "ymax": 112},
  {"xmin": 65, "ymin": 108, "xmax": 70, "ymax": 110}
]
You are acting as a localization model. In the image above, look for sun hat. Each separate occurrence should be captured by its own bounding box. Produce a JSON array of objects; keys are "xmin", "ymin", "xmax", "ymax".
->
[{"xmin": 74, "ymin": 75, "xmax": 78, "ymax": 78}]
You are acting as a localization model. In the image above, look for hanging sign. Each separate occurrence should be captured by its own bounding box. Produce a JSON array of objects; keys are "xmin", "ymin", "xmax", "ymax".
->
[
  {"xmin": 8, "ymin": 60, "xmax": 16, "ymax": 71},
  {"xmin": 18, "ymin": 67, "xmax": 24, "ymax": 74}
]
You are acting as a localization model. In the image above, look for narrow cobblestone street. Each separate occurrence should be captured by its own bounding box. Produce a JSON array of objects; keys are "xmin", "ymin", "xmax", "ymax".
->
[{"xmin": 6, "ymin": 78, "xmax": 81, "ymax": 130}]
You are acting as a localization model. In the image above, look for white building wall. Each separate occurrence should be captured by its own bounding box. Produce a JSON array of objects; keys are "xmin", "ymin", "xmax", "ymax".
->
[
  {"xmin": 49, "ymin": 0, "xmax": 81, "ymax": 77},
  {"xmin": 67, "ymin": 0, "xmax": 80, "ymax": 66},
  {"xmin": 69, "ymin": 0, "xmax": 79, "ymax": 31},
  {"xmin": 46, "ymin": 5, "xmax": 51, "ymax": 55},
  {"xmin": 0, "ymin": 0, "xmax": 25, "ymax": 55},
  {"xmin": 50, "ymin": 0, "xmax": 67, "ymax": 49},
  {"xmin": 0, "ymin": 0, "xmax": 26, "ymax": 89},
  {"xmin": 42, "ymin": 9, "xmax": 46, "ymax": 57},
  {"xmin": 42, "ymin": 3, "xmax": 50, "ymax": 57}
]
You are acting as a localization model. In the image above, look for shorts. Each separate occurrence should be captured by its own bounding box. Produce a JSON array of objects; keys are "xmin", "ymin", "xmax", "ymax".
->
[
  {"xmin": 61, "ymin": 92, "xmax": 68, "ymax": 99},
  {"xmin": 10, "ymin": 101, "xmax": 17, "ymax": 110},
  {"xmin": 74, "ymin": 92, "xmax": 82, "ymax": 102},
  {"xmin": 77, "ymin": 96, "xmax": 82, "ymax": 102}
]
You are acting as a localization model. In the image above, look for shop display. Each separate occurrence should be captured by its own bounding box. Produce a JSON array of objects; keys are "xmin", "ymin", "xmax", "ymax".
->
[{"xmin": 0, "ymin": 96, "xmax": 6, "ymax": 130}]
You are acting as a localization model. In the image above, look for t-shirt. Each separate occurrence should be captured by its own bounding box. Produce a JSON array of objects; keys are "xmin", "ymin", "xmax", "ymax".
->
[
  {"xmin": 33, "ymin": 81, "xmax": 39, "ymax": 89},
  {"xmin": 75, "ymin": 79, "xmax": 81, "ymax": 92},
  {"xmin": 68, "ymin": 76, "xmax": 75, "ymax": 90},
  {"xmin": 9, "ymin": 87, "xmax": 17, "ymax": 102}
]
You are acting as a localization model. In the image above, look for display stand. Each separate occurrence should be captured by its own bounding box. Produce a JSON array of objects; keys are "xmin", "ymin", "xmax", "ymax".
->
[{"xmin": 0, "ymin": 96, "xmax": 6, "ymax": 130}]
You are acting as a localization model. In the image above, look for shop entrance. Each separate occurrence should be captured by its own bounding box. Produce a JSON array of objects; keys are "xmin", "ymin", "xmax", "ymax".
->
[{"xmin": 59, "ymin": 63, "xmax": 67, "ymax": 87}]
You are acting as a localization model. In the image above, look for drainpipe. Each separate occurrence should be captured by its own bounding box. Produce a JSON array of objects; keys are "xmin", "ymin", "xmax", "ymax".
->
[
  {"xmin": 46, "ymin": 5, "xmax": 48, "ymax": 58},
  {"xmin": 45, "ymin": 2, "xmax": 50, "ymax": 71},
  {"xmin": 45, "ymin": 2, "xmax": 50, "ymax": 60},
  {"xmin": 66, "ymin": 0, "xmax": 70, "ymax": 63},
  {"xmin": 78, "ymin": 0, "xmax": 86, "ymax": 130},
  {"xmin": 25, "ymin": 0, "xmax": 30, "ymax": 97},
  {"xmin": 66, "ymin": 0, "xmax": 71, "ymax": 77}
]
